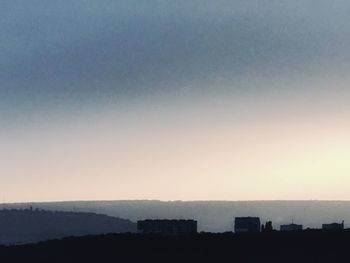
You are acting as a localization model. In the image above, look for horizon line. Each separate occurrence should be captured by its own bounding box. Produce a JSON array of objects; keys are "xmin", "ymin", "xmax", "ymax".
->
[{"xmin": 2, "ymin": 199, "xmax": 350, "ymax": 205}]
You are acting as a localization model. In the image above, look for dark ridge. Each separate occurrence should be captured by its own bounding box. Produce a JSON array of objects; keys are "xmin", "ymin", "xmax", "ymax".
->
[
  {"xmin": 1, "ymin": 231, "xmax": 350, "ymax": 263},
  {"xmin": 0, "ymin": 209, "xmax": 136, "ymax": 245}
]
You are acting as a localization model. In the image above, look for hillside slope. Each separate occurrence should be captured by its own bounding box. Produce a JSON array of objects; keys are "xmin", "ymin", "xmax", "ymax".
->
[{"xmin": 0, "ymin": 209, "xmax": 136, "ymax": 244}]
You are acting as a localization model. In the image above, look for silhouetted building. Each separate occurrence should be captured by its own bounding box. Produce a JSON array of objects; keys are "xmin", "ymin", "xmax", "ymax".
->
[
  {"xmin": 234, "ymin": 217, "xmax": 261, "ymax": 233},
  {"xmin": 137, "ymin": 219, "xmax": 197, "ymax": 235},
  {"xmin": 280, "ymin": 223, "xmax": 303, "ymax": 231},
  {"xmin": 322, "ymin": 221, "xmax": 344, "ymax": 230}
]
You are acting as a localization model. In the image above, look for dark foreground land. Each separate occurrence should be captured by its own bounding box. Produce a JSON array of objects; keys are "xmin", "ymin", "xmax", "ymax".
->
[{"xmin": 1, "ymin": 230, "xmax": 350, "ymax": 263}]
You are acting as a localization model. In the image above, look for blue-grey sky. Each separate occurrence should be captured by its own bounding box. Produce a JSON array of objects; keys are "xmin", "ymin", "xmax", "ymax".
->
[{"xmin": 1, "ymin": 1, "xmax": 350, "ymax": 202}]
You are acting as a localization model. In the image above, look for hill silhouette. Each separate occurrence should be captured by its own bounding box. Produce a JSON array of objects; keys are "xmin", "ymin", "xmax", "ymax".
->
[
  {"xmin": 0, "ymin": 209, "xmax": 136, "ymax": 245},
  {"xmin": 1, "ymin": 231, "xmax": 350, "ymax": 262}
]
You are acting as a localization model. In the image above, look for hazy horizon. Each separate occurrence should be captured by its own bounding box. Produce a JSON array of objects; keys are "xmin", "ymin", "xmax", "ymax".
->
[
  {"xmin": 2, "ymin": 1, "xmax": 350, "ymax": 202},
  {"xmin": 4, "ymin": 199, "xmax": 350, "ymax": 205},
  {"xmin": 4, "ymin": 200, "xmax": 350, "ymax": 232}
]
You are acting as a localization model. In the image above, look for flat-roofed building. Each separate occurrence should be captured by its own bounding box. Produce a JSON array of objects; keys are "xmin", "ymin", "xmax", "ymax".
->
[
  {"xmin": 137, "ymin": 219, "xmax": 197, "ymax": 235},
  {"xmin": 280, "ymin": 223, "xmax": 303, "ymax": 232},
  {"xmin": 322, "ymin": 221, "xmax": 344, "ymax": 230},
  {"xmin": 234, "ymin": 217, "xmax": 261, "ymax": 233}
]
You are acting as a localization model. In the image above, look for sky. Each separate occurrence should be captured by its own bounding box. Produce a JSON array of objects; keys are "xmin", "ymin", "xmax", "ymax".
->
[{"xmin": 1, "ymin": 0, "xmax": 350, "ymax": 202}]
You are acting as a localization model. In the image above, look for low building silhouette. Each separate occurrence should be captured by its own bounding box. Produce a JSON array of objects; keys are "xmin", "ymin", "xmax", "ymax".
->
[
  {"xmin": 234, "ymin": 217, "xmax": 261, "ymax": 233},
  {"xmin": 137, "ymin": 219, "xmax": 197, "ymax": 235},
  {"xmin": 322, "ymin": 221, "xmax": 344, "ymax": 230},
  {"xmin": 280, "ymin": 223, "xmax": 303, "ymax": 231}
]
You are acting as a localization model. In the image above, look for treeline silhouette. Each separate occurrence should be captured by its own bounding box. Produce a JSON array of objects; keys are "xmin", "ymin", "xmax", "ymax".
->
[
  {"xmin": 0, "ymin": 209, "xmax": 136, "ymax": 244},
  {"xmin": 1, "ymin": 231, "xmax": 350, "ymax": 262}
]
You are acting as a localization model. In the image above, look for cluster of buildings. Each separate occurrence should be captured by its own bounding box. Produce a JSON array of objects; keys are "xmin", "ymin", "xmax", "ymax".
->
[
  {"xmin": 137, "ymin": 217, "xmax": 345, "ymax": 235},
  {"xmin": 234, "ymin": 217, "xmax": 305, "ymax": 233},
  {"xmin": 234, "ymin": 217, "xmax": 344, "ymax": 233}
]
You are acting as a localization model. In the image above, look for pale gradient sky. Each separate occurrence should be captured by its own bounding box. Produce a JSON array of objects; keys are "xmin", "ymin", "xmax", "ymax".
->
[{"xmin": 1, "ymin": 0, "xmax": 350, "ymax": 202}]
